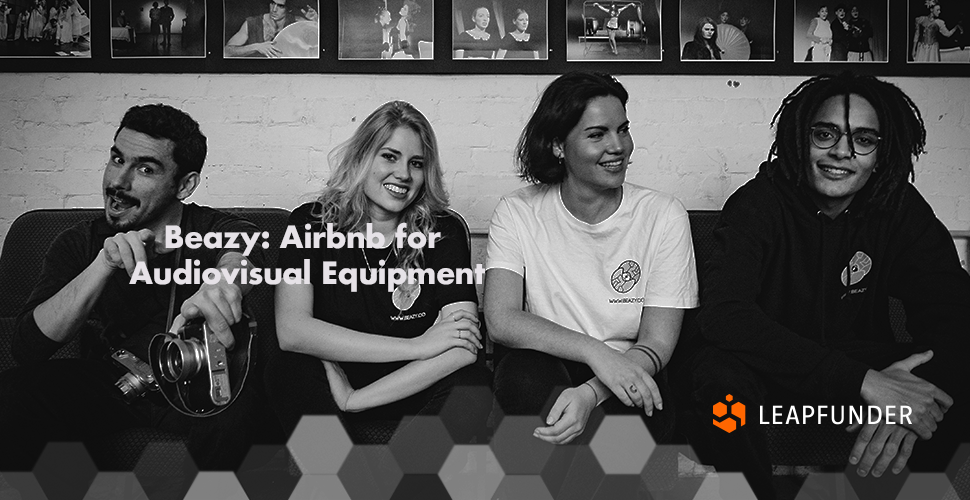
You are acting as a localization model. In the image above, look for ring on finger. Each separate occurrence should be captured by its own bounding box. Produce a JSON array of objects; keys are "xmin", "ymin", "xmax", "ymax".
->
[{"xmin": 629, "ymin": 385, "xmax": 638, "ymax": 393}]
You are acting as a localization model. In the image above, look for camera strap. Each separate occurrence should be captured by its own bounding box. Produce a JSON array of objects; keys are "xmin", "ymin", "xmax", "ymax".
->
[{"xmin": 164, "ymin": 245, "xmax": 183, "ymax": 333}]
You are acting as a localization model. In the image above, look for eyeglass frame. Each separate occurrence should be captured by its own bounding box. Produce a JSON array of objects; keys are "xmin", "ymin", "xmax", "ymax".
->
[{"xmin": 808, "ymin": 124, "xmax": 881, "ymax": 156}]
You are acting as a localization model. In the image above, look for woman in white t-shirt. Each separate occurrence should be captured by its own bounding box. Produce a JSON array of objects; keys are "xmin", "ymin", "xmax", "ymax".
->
[{"xmin": 485, "ymin": 72, "xmax": 698, "ymax": 446}]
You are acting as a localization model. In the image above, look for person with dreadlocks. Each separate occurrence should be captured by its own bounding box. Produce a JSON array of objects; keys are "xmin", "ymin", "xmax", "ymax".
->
[{"xmin": 674, "ymin": 72, "xmax": 970, "ymax": 499}]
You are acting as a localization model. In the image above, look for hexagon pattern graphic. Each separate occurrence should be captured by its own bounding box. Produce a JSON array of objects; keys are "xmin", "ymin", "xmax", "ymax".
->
[
  {"xmin": 235, "ymin": 444, "xmax": 301, "ymax": 500},
  {"xmin": 843, "ymin": 461, "xmax": 909, "ymax": 499},
  {"xmin": 389, "ymin": 474, "xmax": 452, "ymax": 500},
  {"xmin": 794, "ymin": 473, "xmax": 860, "ymax": 500},
  {"xmin": 388, "ymin": 415, "xmax": 455, "ymax": 474},
  {"xmin": 132, "ymin": 440, "xmax": 198, "ymax": 500},
  {"xmin": 712, "ymin": 394, "xmax": 745, "ymax": 434},
  {"xmin": 438, "ymin": 445, "xmax": 504, "ymax": 500},
  {"xmin": 490, "ymin": 415, "xmax": 556, "ymax": 474},
  {"xmin": 589, "ymin": 415, "xmax": 655, "ymax": 475},
  {"xmin": 491, "ymin": 475, "xmax": 553, "ymax": 500},
  {"xmin": 945, "ymin": 443, "xmax": 970, "ymax": 499},
  {"xmin": 540, "ymin": 445, "xmax": 604, "ymax": 500},
  {"xmin": 288, "ymin": 475, "xmax": 351, "ymax": 500},
  {"xmin": 83, "ymin": 472, "xmax": 148, "ymax": 500},
  {"xmin": 0, "ymin": 472, "xmax": 49, "ymax": 500},
  {"xmin": 641, "ymin": 444, "xmax": 693, "ymax": 494},
  {"xmin": 337, "ymin": 444, "xmax": 403, "ymax": 500},
  {"xmin": 287, "ymin": 415, "xmax": 353, "ymax": 475},
  {"xmin": 33, "ymin": 442, "xmax": 98, "ymax": 500},
  {"xmin": 437, "ymin": 385, "xmax": 496, "ymax": 444},
  {"xmin": 693, "ymin": 471, "xmax": 756, "ymax": 499},
  {"xmin": 183, "ymin": 471, "xmax": 248, "ymax": 500},
  {"xmin": 895, "ymin": 473, "xmax": 952, "ymax": 500}
]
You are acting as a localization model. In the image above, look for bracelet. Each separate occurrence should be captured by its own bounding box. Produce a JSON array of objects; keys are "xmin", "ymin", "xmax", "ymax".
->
[
  {"xmin": 582, "ymin": 381, "xmax": 600, "ymax": 401},
  {"xmin": 629, "ymin": 344, "xmax": 663, "ymax": 373}
]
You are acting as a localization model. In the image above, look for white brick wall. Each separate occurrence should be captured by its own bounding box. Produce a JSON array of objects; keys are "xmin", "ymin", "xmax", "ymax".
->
[{"xmin": 1, "ymin": 73, "xmax": 968, "ymax": 254}]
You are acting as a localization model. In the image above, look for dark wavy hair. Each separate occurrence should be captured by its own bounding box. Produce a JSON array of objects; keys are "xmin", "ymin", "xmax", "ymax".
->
[
  {"xmin": 515, "ymin": 72, "xmax": 629, "ymax": 184},
  {"xmin": 115, "ymin": 103, "xmax": 207, "ymax": 180},
  {"xmin": 693, "ymin": 17, "xmax": 721, "ymax": 51},
  {"xmin": 767, "ymin": 72, "xmax": 926, "ymax": 212}
]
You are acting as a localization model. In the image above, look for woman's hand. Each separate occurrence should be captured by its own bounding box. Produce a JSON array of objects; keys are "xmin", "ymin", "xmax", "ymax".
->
[
  {"xmin": 587, "ymin": 345, "xmax": 663, "ymax": 415},
  {"xmin": 410, "ymin": 309, "xmax": 482, "ymax": 359},
  {"xmin": 322, "ymin": 360, "xmax": 356, "ymax": 412},
  {"xmin": 534, "ymin": 384, "xmax": 598, "ymax": 445}
]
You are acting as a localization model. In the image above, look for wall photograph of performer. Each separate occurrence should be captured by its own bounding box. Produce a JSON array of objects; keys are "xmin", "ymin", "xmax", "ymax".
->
[
  {"xmin": 452, "ymin": 0, "xmax": 547, "ymax": 60},
  {"xmin": 0, "ymin": 0, "xmax": 89, "ymax": 57},
  {"xmin": 224, "ymin": 0, "xmax": 319, "ymax": 59},
  {"xmin": 111, "ymin": 0, "xmax": 204, "ymax": 58},
  {"xmin": 909, "ymin": 0, "xmax": 967, "ymax": 63},
  {"xmin": 339, "ymin": 0, "xmax": 433, "ymax": 60},
  {"xmin": 679, "ymin": 0, "xmax": 774, "ymax": 61},
  {"xmin": 794, "ymin": 0, "xmax": 887, "ymax": 63},
  {"xmin": 566, "ymin": 0, "xmax": 661, "ymax": 61}
]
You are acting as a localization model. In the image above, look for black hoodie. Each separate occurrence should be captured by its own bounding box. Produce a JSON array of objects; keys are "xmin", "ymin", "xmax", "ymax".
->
[{"xmin": 697, "ymin": 161, "xmax": 970, "ymax": 403}]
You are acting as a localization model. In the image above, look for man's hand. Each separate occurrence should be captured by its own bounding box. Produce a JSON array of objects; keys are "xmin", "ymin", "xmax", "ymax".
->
[
  {"xmin": 302, "ymin": 5, "xmax": 317, "ymax": 21},
  {"xmin": 254, "ymin": 41, "xmax": 283, "ymax": 58},
  {"xmin": 169, "ymin": 281, "xmax": 243, "ymax": 349},
  {"xmin": 587, "ymin": 345, "xmax": 662, "ymax": 414},
  {"xmin": 860, "ymin": 351, "xmax": 951, "ymax": 440},
  {"xmin": 102, "ymin": 229, "xmax": 156, "ymax": 275},
  {"xmin": 534, "ymin": 384, "xmax": 597, "ymax": 445},
  {"xmin": 846, "ymin": 421, "xmax": 917, "ymax": 477},
  {"xmin": 322, "ymin": 360, "xmax": 355, "ymax": 412}
]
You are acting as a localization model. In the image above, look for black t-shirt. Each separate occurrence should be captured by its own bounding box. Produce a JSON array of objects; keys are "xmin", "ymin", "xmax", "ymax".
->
[
  {"xmin": 278, "ymin": 202, "xmax": 478, "ymax": 386},
  {"xmin": 14, "ymin": 203, "xmax": 264, "ymax": 364}
]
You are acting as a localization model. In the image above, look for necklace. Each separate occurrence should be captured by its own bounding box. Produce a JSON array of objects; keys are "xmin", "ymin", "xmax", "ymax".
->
[{"xmin": 361, "ymin": 245, "xmax": 395, "ymax": 271}]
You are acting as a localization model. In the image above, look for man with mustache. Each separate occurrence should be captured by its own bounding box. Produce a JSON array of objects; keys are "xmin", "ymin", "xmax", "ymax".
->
[{"xmin": 0, "ymin": 104, "xmax": 263, "ymax": 470}]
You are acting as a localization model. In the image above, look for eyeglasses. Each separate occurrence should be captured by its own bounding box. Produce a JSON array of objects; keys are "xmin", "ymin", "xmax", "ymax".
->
[{"xmin": 809, "ymin": 125, "xmax": 880, "ymax": 156}]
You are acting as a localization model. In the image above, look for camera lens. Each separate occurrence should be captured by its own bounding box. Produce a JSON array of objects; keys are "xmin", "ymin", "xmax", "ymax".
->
[{"xmin": 160, "ymin": 338, "xmax": 204, "ymax": 383}]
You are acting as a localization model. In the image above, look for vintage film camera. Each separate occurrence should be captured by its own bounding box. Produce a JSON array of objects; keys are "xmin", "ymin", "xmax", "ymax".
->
[
  {"xmin": 111, "ymin": 349, "xmax": 158, "ymax": 402},
  {"xmin": 148, "ymin": 312, "xmax": 256, "ymax": 417}
]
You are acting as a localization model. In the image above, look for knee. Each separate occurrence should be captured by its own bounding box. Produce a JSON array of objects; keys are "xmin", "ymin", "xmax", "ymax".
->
[
  {"xmin": 683, "ymin": 346, "xmax": 765, "ymax": 405},
  {"xmin": 494, "ymin": 350, "xmax": 569, "ymax": 414}
]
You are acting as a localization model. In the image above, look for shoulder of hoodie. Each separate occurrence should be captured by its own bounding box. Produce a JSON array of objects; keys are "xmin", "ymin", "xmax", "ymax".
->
[{"xmin": 719, "ymin": 167, "xmax": 789, "ymax": 233}]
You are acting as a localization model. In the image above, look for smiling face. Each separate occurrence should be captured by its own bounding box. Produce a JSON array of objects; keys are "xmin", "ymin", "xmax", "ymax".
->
[
  {"xmin": 702, "ymin": 22, "xmax": 715, "ymax": 39},
  {"xmin": 472, "ymin": 7, "xmax": 490, "ymax": 30},
  {"xmin": 103, "ymin": 128, "xmax": 187, "ymax": 232},
  {"xmin": 514, "ymin": 11, "xmax": 529, "ymax": 32},
  {"xmin": 363, "ymin": 126, "xmax": 426, "ymax": 223},
  {"xmin": 556, "ymin": 95, "xmax": 633, "ymax": 195},
  {"xmin": 805, "ymin": 94, "xmax": 881, "ymax": 217}
]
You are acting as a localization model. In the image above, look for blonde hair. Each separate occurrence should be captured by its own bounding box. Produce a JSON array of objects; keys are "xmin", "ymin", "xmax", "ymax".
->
[{"xmin": 314, "ymin": 101, "xmax": 449, "ymax": 270}]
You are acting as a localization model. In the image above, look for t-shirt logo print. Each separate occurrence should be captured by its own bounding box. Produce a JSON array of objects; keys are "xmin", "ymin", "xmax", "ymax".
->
[
  {"xmin": 392, "ymin": 282, "xmax": 421, "ymax": 314},
  {"xmin": 841, "ymin": 251, "xmax": 872, "ymax": 286},
  {"xmin": 610, "ymin": 260, "xmax": 641, "ymax": 293}
]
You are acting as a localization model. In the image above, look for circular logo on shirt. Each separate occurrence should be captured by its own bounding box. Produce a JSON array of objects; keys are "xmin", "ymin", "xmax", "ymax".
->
[
  {"xmin": 610, "ymin": 260, "xmax": 641, "ymax": 294},
  {"xmin": 841, "ymin": 251, "xmax": 872, "ymax": 286},
  {"xmin": 392, "ymin": 282, "xmax": 421, "ymax": 312}
]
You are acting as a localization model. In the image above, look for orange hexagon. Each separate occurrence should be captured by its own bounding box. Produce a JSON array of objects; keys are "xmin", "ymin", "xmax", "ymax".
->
[{"xmin": 713, "ymin": 402, "xmax": 727, "ymax": 418}]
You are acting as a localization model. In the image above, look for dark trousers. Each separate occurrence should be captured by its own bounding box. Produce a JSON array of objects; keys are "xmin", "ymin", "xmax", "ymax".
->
[
  {"xmin": 0, "ymin": 358, "xmax": 259, "ymax": 471},
  {"xmin": 494, "ymin": 348, "xmax": 676, "ymax": 444},
  {"xmin": 676, "ymin": 341, "xmax": 969, "ymax": 500},
  {"xmin": 265, "ymin": 350, "xmax": 493, "ymax": 444}
]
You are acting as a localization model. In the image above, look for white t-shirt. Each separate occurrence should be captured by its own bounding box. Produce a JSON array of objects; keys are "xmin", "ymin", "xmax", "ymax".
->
[{"xmin": 486, "ymin": 183, "xmax": 699, "ymax": 351}]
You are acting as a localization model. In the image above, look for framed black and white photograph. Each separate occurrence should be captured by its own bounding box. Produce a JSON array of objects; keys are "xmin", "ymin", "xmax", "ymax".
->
[
  {"xmin": 452, "ymin": 0, "xmax": 546, "ymax": 60},
  {"xmin": 566, "ymin": 0, "xmax": 661, "ymax": 61},
  {"xmin": 339, "ymin": 0, "xmax": 433, "ymax": 60},
  {"xmin": 909, "ymin": 0, "xmax": 968, "ymax": 63},
  {"xmin": 794, "ymin": 0, "xmax": 887, "ymax": 63},
  {"xmin": 224, "ymin": 0, "xmax": 318, "ymax": 59},
  {"xmin": 0, "ymin": 0, "xmax": 90, "ymax": 57},
  {"xmin": 679, "ymin": 0, "xmax": 774, "ymax": 61},
  {"xmin": 111, "ymin": 0, "xmax": 204, "ymax": 58}
]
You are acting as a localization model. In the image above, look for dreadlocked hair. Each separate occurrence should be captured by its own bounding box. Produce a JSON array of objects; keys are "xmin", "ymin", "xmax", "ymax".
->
[
  {"xmin": 313, "ymin": 100, "xmax": 449, "ymax": 271},
  {"xmin": 767, "ymin": 72, "xmax": 926, "ymax": 213}
]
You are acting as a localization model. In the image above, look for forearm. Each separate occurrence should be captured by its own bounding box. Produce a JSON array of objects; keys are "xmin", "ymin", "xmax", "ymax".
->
[
  {"xmin": 342, "ymin": 347, "xmax": 476, "ymax": 412},
  {"xmin": 32, "ymin": 251, "xmax": 113, "ymax": 343},
  {"xmin": 224, "ymin": 43, "xmax": 261, "ymax": 57},
  {"xmin": 488, "ymin": 308, "xmax": 611, "ymax": 365},
  {"xmin": 278, "ymin": 314, "xmax": 416, "ymax": 363}
]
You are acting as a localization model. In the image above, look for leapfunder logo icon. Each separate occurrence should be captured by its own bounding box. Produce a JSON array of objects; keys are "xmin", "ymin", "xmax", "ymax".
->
[{"xmin": 713, "ymin": 394, "xmax": 745, "ymax": 433}]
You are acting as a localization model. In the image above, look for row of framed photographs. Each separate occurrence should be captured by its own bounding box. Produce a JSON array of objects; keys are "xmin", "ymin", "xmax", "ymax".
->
[{"xmin": 1, "ymin": 0, "xmax": 966, "ymax": 66}]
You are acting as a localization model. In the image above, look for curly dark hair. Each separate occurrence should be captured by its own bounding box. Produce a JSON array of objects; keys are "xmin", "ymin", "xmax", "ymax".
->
[
  {"xmin": 115, "ymin": 103, "xmax": 207, "ymax": 180},
  {"xmin": 767, "ymin": 72, "xmax": 926, "ymax": 212},
  {"xmin": 515, "ymin": 72, "xmax": 629, "ymax": 184}
]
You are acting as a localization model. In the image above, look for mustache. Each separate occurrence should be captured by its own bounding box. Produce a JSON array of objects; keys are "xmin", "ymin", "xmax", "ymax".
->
[{"xmin": 105, "ymin": 188, "xmax": 139, "ymax": 206}]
